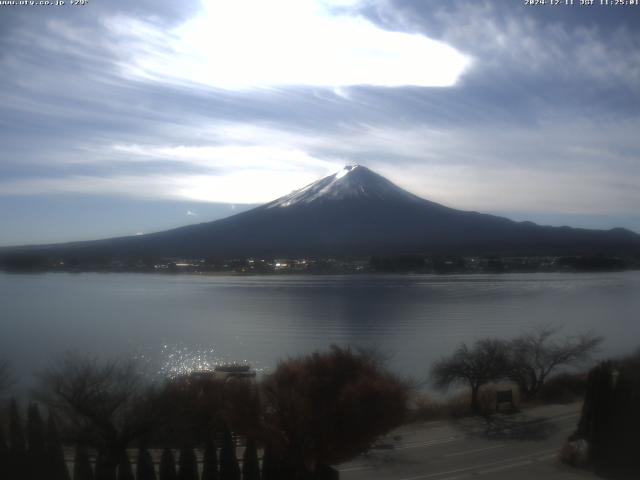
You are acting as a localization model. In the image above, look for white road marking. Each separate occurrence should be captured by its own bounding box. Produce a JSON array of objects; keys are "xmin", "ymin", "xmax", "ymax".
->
[
  {"xmin": 477, "ymin": 459, "xmax": 533, "ymax": 474},
  {"xmin": 536, "ymin": 453, "xmax": 557, "ymax": 462},
  {"xmin": 395, "ymin": 421, "xmax": 449, "ymax": 434},
  {"xmin": 395, "ymin": 436, "xmax": 462, "ymax": 450},
  {"xmin": 396, "ymin": 448, "xmax": 557, "ymax": 480},
  {"xmin": 338, "ymin": 464, "xmax": 374, "ymax": 472},
  {"xmin": 538, "ymin": 412, "xmax": 580, "ymax": 423},
  {"xmin": 444, "ymin": 444, "xmax": 506, "ymax": 457}
]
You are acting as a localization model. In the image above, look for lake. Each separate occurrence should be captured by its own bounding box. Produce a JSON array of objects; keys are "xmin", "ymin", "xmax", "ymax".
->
[{"xmin": 1, "ymin": 271, "xmax": 639, "ymax": 390}]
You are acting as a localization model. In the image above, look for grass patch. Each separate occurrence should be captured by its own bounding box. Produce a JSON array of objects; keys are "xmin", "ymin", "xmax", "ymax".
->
[{"xmin": 409, "ymin": 383, "xmax": 521, "ymax": 421}]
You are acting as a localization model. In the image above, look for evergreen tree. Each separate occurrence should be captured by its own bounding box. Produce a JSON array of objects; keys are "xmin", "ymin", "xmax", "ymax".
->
[
  {"xmin": 73, "ymin": 445, "xmax": 95, "ymax": 480},
  {"xmin": 116, "ymin": 452, "xmax": 135, "ymax": 480},
  {"xmin": 46, "ymin": 413, "xmax": 71, "ymax": 480},
  {"xmin": 177, "ymin": 446, "xmax": 198, "ymax": 480},
  {"xmin": 259, "ymin": 445, "xmax": 279, "ymax": 480},
  {"xmin": 219, "ymin": 428, "xmax": 240, "ymax": 480},
  {"xmin": 95, "ymin": 452, "xmax": 117, "ymax": 480},
  {"xmin": 201, "ymin": 436, "xmax": 218, "ymax": 480},
  {"xmin": 241, "ymin": 439, "xmax": 259, "ymax": 480},
  {"xmin": 577, "ymin": 357, "xmax": 640, "ymax": 477},
  {"xmin": 0, "ymin": 425, "xmax": 9, "ymax": 480},
  {"xmin": 27, "ymin": 403, "xmax": 47, "ymax": 480},
  {"xmin": 136, "ymin": 447, "xmax": 157, "ymax": 480},
  {"xmin": 9, "ymin": 399, "xmax": 27, "ymax": 480},
  {"xmin": 159, "ymin": 448, "xmax": 177, "ymax": 480}
]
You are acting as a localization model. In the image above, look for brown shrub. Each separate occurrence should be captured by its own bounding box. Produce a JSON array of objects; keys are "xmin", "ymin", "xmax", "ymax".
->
[{"xmin": 261, "ymin": 345, "xmax": 409, "ymax": 469}]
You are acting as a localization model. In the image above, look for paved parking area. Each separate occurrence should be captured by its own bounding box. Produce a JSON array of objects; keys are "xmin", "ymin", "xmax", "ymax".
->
[{"xmin": 339, "ymin": 403, "xmax": 598, "ymax": 480}]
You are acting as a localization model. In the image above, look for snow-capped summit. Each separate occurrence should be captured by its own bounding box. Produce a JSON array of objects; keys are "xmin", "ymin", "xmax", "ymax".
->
[{"xmin": 266, "ymin": 164, "xmax": 422, "ymax": 209}]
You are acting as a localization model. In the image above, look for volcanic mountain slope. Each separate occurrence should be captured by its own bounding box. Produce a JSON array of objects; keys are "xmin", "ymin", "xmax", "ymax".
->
[{"xmin": 4, "ymin": 165, "xmax": 640, "ymax": 259}]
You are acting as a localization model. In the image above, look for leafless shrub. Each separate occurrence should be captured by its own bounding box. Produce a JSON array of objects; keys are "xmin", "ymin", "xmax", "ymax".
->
[{"xmin": 35, "ymin": 353, "xmax": 155, "ymax": 474}]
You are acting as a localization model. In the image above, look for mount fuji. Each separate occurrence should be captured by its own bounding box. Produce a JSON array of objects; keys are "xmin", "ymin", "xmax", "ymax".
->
[{"xmin": 4, "ymin": 165, "xmax": 640, "ymax": 260}]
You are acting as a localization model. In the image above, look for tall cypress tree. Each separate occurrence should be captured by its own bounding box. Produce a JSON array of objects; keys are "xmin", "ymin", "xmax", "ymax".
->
[
  {"xmin": 95, "ymin": 452, "xmax": 117, "ymax": 480},
  {"xmin": 116, "ymin": 452, "xmax": 135, "ymax": 480},
  {"xmin": 159, "ymin": 448, "xmax": 177, "ymax": 480},
  {"xmin": 578, "ymin": 359, "xmax": 640, "ymax": 477},
  {"xmin": 27, "ymin": 403, "xmax": 47, "ymax": 480},
  {"xmin": 0, "ymin": 425, "xmax": 9, "ymax": 480},
  {"xmin": 241, "ymin": 439, "xmax": 259, "ymax": 480},
  {"xmin": 136, "ymin": 447, "xmax": 157, "ymax": 480},
  {"xmin": 201, "ymin": 436, "xmax": 219, "ymax": 480},
  {"xmin": 46, "ymin": 413, "xmax": 70, "ymax": 480},
  {"xmin": 260, "ymin": 445, "xmax": 282, "ymax": 480},
  {"xmin": 73, "ymin": 445, "xmax": 94, "ymax": 480},
  {"xmin": 177, "ymin": 446, "xmax": 198, "ymax": 480},
  {"xmin": 9, "ymin": 399, "xmax": 27, "ymax": 480},
  {"xmin": 219, "ymin": 428, "xmax": 240, "ymax": 480}
]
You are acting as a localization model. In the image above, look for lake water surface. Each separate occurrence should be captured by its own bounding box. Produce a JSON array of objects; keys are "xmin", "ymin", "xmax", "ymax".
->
[{"xmin": 1, "ymin": 271, "xmax": 639, "ymax": 389}]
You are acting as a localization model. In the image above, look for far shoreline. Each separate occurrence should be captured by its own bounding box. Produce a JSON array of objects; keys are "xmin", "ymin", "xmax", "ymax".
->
[{"xmin": 2, "ymin": 267, "xmax": 639, "ymax": 276}]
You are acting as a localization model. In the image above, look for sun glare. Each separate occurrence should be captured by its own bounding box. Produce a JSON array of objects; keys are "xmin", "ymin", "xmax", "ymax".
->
[{"xmin": 123, "ymin": 0, "xmax": 470, "ymax": 90}]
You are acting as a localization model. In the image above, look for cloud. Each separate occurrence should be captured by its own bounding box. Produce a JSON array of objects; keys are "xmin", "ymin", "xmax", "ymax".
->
[
  {"xmin": 0, "ymin": 170, "xmax": 323, "ymax": 204},
  {"xmin": 306, "ymin": 120, "xmax": 640, "ymax": 215},
  {"xmin": 111, "ymin": 143, "xmax": 342, "ymax": 172},
  {"xmin": 107, "ymin": 0, "xmax": 470, "ymax": 90},
  {"xmin": 186, "ymin": 210, "xmax": 198, "ymax": 216},
  {"xmin": 2, "ymin": 114, "xmax": 638, "ymax": 217},
  {"xmin": 370, "ymin": 0, "xmax": 640, "ymax": 94}
]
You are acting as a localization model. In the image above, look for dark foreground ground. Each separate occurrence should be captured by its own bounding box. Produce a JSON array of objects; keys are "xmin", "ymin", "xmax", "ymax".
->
[{"xmin": 339, "ymin": 403, "xmax": 597, "ymax": 480}]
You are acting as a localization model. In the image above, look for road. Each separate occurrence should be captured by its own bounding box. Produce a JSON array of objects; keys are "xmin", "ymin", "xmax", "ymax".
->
[{"xmin": 339, "ymin": 403, "xmax": 597, "ymax": 480}]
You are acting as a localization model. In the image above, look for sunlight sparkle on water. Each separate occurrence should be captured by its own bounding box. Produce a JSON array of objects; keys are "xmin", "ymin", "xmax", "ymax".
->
[{"xmin": 141, "ymin": 344, "xmax": 268, "ymax": 379}]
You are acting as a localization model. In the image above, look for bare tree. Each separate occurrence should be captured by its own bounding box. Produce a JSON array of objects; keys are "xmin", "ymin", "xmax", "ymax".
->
[
  {"xmin": 35, "ymin": 353, "xmax": 155, "ymax": 476},
  {"xmin": 507, "ymin": 326, "xmax": 602, "ymax": 399},
  {"xmin": 431, "ymin": 339, "xmax": 509, "ymax": 413}
]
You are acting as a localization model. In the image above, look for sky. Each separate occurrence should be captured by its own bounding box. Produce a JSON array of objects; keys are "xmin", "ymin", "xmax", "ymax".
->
[{"xmin": 1, "ymin": 0, "xmax": 639, "ymax": 246}]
